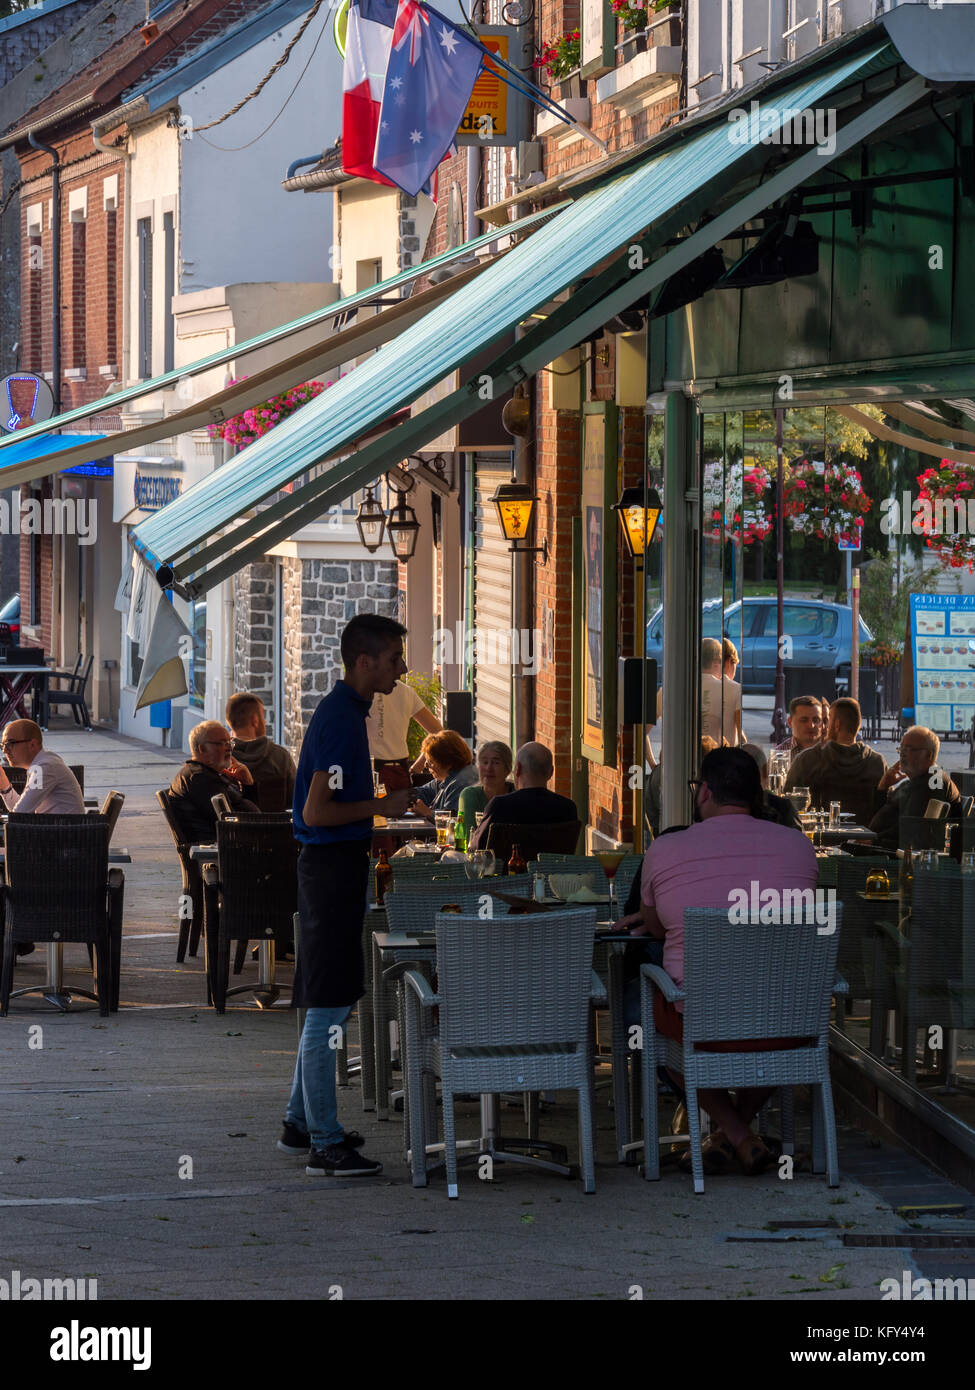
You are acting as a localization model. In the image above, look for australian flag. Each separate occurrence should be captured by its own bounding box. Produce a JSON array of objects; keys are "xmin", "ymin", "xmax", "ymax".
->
[{"xmin": 374, "ymin": 1, "xmax": 483, "ymax": 197}]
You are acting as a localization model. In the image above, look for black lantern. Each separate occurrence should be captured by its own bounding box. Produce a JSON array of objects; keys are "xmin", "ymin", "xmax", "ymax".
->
[
  {"xmin": 490, "ymin": 480, "xmax": 548, "ymax": 562},
  {"xmin": 386, "ymin": 494, "xmax": 421, "ymax": 561},
  {"xmin": 612, "ymin": 485, "xmax": 662, "ymax": 562},
  {"xmin": 355, "ymin": 486, "xmax": 387, "ymax": 553}
]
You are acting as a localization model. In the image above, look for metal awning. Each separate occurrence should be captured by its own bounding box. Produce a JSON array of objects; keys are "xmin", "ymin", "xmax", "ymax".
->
[
  {"xmin": 0, "ymin": 207, "xmax": 557, "ymax": 484},
  {"xmin": 134, "ymin": 38, "xmax": 926, "ymax": 598}
]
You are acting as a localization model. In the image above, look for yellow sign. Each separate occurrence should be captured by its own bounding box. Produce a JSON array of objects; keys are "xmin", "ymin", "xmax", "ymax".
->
[{"xmin": 457, "ymin": 36, "xmax": 507, "ymax": 139}]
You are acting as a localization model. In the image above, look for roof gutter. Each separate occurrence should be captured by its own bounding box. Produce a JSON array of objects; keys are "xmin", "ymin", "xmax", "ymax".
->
[
  {"xmin": 282, "ymin": 164, "xmax": 353, "ymax": 192},
  {"xmin": 0, "ymin": 96, "xmax": 96, "ymax": 151}
]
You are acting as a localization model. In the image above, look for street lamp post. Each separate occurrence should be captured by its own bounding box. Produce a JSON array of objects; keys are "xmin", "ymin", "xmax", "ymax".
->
[{"xmin": 772, "ymin": 407, "xmax": 787, "ymax": 745}]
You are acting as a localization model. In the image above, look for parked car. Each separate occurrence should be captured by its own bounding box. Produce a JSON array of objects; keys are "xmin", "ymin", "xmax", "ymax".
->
[
  {"xmin": 646, "ymin": 597, "xmax": 874, "ymax": 695},
  {"xmin": 0, "ymin": 593, "xmax": 20, "ymax": 643}
]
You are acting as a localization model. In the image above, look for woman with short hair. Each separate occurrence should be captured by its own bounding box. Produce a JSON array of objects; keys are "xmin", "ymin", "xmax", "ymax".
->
[
  {"xmin": 410, "ymin": 730, "xmax": 479, "ymax": 818},
  {"xmin": 457, "ymin": 740, "xmax": 514, "ymax": 832}
]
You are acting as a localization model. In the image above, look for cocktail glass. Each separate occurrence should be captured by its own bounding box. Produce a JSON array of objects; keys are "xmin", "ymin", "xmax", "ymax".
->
[{"xmin": 595, "ymin": 850, "xmax": 626, "ymax": 916}]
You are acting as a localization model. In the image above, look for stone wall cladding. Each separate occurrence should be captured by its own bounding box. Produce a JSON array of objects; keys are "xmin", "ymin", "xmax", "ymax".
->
[
  {"xmin": 233, "ymin": 562, "xmax": 276, "ymax": 726},
  {"xmin": 282, "ymin": 557, "xmax": 399, "ymax": 761}
]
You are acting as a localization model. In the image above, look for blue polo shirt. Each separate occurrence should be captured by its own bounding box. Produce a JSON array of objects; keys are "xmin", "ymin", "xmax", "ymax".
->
[{"xmin": 293, "ymin": 679, "xmax": 374, "ymax": 845}]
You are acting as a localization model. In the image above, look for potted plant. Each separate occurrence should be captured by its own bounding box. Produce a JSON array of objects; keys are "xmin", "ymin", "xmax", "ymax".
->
[
  {"xmin": 534, "ymin": 30, "xmax": 582, "ymax": 98},
  {"xmin": 915, "ymin": 458, "xmax": 975, "ymax": 572},
  {"xmin": 207, "ymin": 377, "xmax": 329, "ymax": 451},
  {"xmin": 613, "ymin": 0, "xmax": 677, "ymax": 62},
  {"xmin": 781, "ymin": 456, "xmax": 873, "ymax": 544}
]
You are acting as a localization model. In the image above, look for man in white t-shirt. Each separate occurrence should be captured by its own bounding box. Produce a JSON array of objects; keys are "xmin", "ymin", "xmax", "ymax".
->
[{"xmin": 366, "ymin": 680, "xmax": 442, "ymax": 783}]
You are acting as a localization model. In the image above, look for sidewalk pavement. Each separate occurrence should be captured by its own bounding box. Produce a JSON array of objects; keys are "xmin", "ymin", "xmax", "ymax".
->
[{"xmin": 0, "ymin": 727, "xmax": 971, "ymax": 1301}]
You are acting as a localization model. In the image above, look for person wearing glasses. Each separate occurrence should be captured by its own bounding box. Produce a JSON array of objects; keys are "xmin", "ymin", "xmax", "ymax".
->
[
  {"xmin": 0, "ymin": 719, "xmax": 84, "ymax": 814},
  {"xmin": 167, "ymin": 720, "xmax": 259, "ymax": 843}
]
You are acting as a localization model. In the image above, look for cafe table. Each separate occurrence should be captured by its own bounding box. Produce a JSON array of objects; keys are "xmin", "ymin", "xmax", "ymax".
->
[
  {"xmin": 9, "ymin": 847, "xmax": 131, "ymax": 1010},
  {"xmin": 0, "ymin": 663, "xmax": 53, "ymax": 728}
]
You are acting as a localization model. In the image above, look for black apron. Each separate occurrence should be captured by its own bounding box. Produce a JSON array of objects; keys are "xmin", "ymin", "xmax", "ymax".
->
[{"xmin": 291, "ymin": 842, "xmax": 369, "ymax": 1008}]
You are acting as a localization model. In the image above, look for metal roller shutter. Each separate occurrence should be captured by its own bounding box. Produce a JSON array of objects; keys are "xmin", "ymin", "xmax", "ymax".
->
[{"xmin": 473, "ymin": 454, "xmax": 514, "ymax": 749}]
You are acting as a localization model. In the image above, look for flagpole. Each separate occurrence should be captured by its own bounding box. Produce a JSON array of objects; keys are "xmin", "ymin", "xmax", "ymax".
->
[{"xmin": 422, "ymin": 1, "xmax": 609, "ymax": 155}]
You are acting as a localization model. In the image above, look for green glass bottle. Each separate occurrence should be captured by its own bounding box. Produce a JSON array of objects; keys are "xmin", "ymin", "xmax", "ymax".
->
[{"xmin": 454, "ymin": 813, "xmax": 467, "ymax": 852}]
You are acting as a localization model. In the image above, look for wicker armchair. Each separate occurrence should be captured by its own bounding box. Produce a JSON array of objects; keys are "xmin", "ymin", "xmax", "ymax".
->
[
  {"xmin": 202, "ymin": 816, "xmax": 298, "ymax": 1012},
  {"xmin": 639, "ymin": 906, "xmax": 844, "ymax": 1192},
  {"xmin": 0, "ymin": 815, "xmax": 123, "ymax": 1015},
  {"xmin": 156, "ymin": 789, "xmax": 203, "ymax": 962},
  {"xmin": 893, "ymin": 868, "xmax": 975, "ymax": 1084},
  {"xmin": 403, "ymin": 908, "xmax": 600, "ymax": 1197},
  {"xmin": 834, "ymin": 856, "xmax": 900, "ymax": 1047}
]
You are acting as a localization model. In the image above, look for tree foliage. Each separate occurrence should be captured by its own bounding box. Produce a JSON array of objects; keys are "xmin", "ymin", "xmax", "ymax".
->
[{"xmin": 858, "ymin": 549, "xmax": 953, "ymax": 653}]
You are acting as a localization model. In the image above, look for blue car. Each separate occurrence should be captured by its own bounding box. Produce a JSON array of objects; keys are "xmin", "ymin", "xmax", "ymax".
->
[{"xmin": 646, "ymin": 598, "xmax": 874, "ymax": 695}]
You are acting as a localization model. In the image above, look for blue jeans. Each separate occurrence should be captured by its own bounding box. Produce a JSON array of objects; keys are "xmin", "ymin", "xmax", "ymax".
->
[{"xmin": 286, "ymin": 1006, "xmax": 352, "ymax": 1149}]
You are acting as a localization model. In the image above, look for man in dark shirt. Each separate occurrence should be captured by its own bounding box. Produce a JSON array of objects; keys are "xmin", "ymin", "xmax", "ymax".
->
[
  {"xmin": 168, "ymin": 721, "xmax": 259, "ymax": 842},
  {"xmin": 869, "ymin": 725, "xmax": 960, "ymax": 849},
  {"xmin": 468, "ymin": 741, "xmax": 577, "ymax": 851},
  {"xmin": 280, "ymin": 613, "xmax": 412, "ymax": 1178},
  {"xmin": 226, "ymin": 692, "xmax": 297, "ymax": 809}
]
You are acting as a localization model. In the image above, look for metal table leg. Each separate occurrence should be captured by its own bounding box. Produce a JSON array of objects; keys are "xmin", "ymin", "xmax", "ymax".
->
[
  {"xmin": 10, "ymin": 940, "xmax": 99, "ymax": 1010},
  {"xmin": 373, "ymin": 934, "xmax": 391, "ymax": 1120}
]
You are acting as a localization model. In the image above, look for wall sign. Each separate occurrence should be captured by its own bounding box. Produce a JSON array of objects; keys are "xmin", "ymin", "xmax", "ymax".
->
[
  {"xmin": 134, "ymin": 474, "xmax": 182, "ymax": 512},
  {"xmin": 0, "ymin": 373, "xmax": 54, "ymax": 434},
  {"xmin": 581, "ymin": 0, "xmax": 614, "ymax": 80},
  {"xmin": 580, "ymin": 401, "xmax": 618, "ymax": 765},
  {"xmin": 456, "ymin": 27, "xmax": 531, "ymax": 147},
  {"xmin": 909, "ymin": 592, "xmax": 975, "ymax": 736}
]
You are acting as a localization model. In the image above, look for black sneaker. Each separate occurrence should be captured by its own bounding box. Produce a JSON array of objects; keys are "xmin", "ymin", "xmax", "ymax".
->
[
  {"xmin": 278, "ymin": 1123, "xmax": 366, "ymax": 1155},
  {"xmin": 306, "ymin": 1142, "xmax": 383, "ymax": 1177}
]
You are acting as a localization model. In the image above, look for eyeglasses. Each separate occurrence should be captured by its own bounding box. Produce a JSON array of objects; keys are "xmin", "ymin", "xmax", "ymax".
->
[
  {"xmin": 688, "ymin": 778, "xmax": 704, "ymax": 798},
  {"xmin": 1, "ymin": 738, "xmax": 30, "ymax": 750}
]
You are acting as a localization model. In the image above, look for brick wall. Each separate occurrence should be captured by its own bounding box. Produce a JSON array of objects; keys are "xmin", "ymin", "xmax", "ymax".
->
[{"xmin": 15, "ymin": 129, "xmax": 126, "ymax": 651}]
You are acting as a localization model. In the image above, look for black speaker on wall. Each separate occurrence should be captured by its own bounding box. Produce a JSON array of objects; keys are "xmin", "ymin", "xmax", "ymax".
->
[
  {"xmin": 443, "ymin": 690, "xmax": 474, "ymax": 740},
  {"xmin": 618, "ymin": 658, "xmax": 658, "ymax": 726}
]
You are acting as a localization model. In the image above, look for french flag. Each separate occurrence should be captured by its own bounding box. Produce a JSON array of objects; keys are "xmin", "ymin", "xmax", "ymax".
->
[{"xmin": 342, "ymin": 0, "xmax": 397, "ymax": 184}]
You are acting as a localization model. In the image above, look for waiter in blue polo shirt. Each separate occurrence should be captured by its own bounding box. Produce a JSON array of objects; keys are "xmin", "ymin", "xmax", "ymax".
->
[{"xmin": 279, "ymin": 613, "xmax": 413, "ymax": 1177}]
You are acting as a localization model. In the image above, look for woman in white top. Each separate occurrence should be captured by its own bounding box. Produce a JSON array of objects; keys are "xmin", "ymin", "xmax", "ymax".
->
[{"xmin": 721, "ymin": 637, "xmax": 744, "ymax": 747}]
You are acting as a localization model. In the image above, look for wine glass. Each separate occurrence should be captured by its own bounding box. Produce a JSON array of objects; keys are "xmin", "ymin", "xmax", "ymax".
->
[
  {"xmin": 793, "ymin": 786, "xmax": 811, "ymax": 814},
  {"xmin": 464, "ymin": 852, "xmax": 481, "ymax": 883},
  {"xmin": 595, "ymin": 850, "xmax": 626, "ymax": 917}
]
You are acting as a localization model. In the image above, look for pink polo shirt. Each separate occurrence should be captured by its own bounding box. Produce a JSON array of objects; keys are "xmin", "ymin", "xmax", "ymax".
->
[{"xmin": 641, "ymin": 815, "xmax": 818, "ymax": 1006}]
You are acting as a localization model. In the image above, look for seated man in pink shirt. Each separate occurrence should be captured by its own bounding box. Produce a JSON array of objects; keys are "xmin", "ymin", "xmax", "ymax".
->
[{"xmin": 631, "ymin": 747, "xmax": 818, "ymax": 1176}]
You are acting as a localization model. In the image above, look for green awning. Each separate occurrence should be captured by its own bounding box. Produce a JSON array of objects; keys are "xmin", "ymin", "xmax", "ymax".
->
[
  {"xmin": 0, "ymin": 206, "xmax": 559, "ymax": 485},
  {"xmin": 134, "ymin": 39, "xmax": 923, "ymax": 597}
]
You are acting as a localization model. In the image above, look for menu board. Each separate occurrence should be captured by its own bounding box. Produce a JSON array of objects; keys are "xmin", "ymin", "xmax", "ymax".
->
[{"xmin": 910, "ymin": 593, "xmax": 975, "ymax": 734}]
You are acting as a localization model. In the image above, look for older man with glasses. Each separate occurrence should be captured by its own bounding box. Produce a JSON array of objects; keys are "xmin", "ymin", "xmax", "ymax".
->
[
  {"xmin": 0, "ymin": 718, "xmax": 84, "ymax": 814},
  {"xmin": 868, "ymin": 725, "xmax": 961, "ymax": 849},
  {"xmin": 167, "ymin": 720, "xmax": 259, "ymax": 843}
]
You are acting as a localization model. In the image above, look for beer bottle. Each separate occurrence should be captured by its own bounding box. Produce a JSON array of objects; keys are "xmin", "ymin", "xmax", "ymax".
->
[
  {"xmin": 507, "ymin": 843, "xmax": 527, "ymax": 876},
  {"xmin": 375, "ymin": 848, "xmax": 392, "ymax": 905},
  {"xmin": 454, "ymin": 814, "xmax": 467, "ymax": 852}
]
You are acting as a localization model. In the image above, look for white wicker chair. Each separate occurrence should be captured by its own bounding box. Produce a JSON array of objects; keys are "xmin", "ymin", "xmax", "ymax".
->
[
  {"xmin": 403, "ymin": 908, "xmax": 602, "ymax": 1197},
  {"xmin": 639, "ymin": 906, "xmax": 843, "ymax": 1193}
]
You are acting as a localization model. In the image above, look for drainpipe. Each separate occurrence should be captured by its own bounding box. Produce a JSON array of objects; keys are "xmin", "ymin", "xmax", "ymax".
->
[
  {"xmin": 28, "ymin": 133, "xmax": 60, "ymax": 413},
  {"xmin": 92, "ymin": 123, "xmax": 130, "ymax": 388}
]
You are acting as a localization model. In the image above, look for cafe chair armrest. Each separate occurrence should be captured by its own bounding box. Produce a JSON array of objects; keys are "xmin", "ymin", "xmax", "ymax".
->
[
  {"xmin": 639, "ymin": 962, "xmax": 684, "ymax": 1004},
  {"xmin": 404, "ymin": 968, "xmax": 439, "ymax": 1008},
  {"xmin": 875, "ymin": 917, "xmax": 908, "ymax": 950},
  {"xmin": 202, "ymin": 863, "xmax": 220, "ymax": 888}
]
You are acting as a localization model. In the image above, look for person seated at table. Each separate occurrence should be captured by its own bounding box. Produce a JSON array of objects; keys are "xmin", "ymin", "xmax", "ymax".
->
[
  {"xmin": 868, "ymin": 726, "xmax": 960, "ymax": 850},
  {"xmin": 784, "ymin": 697, "xmax": 886, "ymax": 826},
  {"xmin": 0, "ymin": 718, "xmax": 84, "ymax": 814},
  {"xmin": 467, "ymin": 742, "xmax": 578, "ymax": 851},
  {"xmin": 773, "ymin": 695, "xmax": 825, "ymax": 762},
  {"xmin": 168, "ymin": 720, "xmax": 259, "ymax": 843},
  {"xmin": 740, "ymin": 743, "xmax": 802, "ymax": 830},
  {"xmin": 225, "ymin": 692, "xmax": 296, "ymax": 807},
  {"xmin": 409, "ymin": 730, "xmax": 479, "ymax": 820},
  {"xmin": 630, "ymin": 747, "xmax": 818, "ymax": 1177},
  {"xmin": 457, "ymin": 740, "xmax": 514, "ymax": 833}
]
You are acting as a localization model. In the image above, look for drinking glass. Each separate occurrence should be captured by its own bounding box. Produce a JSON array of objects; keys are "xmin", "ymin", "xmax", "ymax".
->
[
  {"xmin": 435, "ymin": 812, "xmax": 451, "ymax": 847},
  {"xmin": 479, "ymin": 850, "xmax": 496, "ymax": 879},
  {"xmin": 464, "ymin": 853, "xmax": 481, "ymax": 883},
  {"xmin": 372, "ymin": 772, "xmax": 387, "ymax": 800},
  {"xmin": 595, "ymin": 850, "xmax": 626, "ymax": 917},
  {"xmin": 829, "ymin": 801, "xmax": 841, "ymax": 829},
  {"xmin": 792, "ymin": 786, "xmax": 811, "ymax": 814}
]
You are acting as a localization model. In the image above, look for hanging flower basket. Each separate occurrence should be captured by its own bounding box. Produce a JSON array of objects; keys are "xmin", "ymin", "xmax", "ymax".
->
[
  {"xmin": 207, "ymin": 378, "xmax": 328, "ymax": 451},
  {"xmin": 533, "ymin": 30, "xmax": 580, "ymax": 83},
  {"xmin": 915, "ymin": 458, "xmax": 975, "ymax": 573},
  {"xmin": 703, "ymin": 460, "xmax": 773, "ymax": 546},
  {"xmin": 781, "ymin": 456, "xmax": 872, "ymax": 544}
]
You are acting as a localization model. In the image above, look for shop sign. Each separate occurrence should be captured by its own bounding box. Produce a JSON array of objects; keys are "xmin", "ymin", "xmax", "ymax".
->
[{"xmin": 134, "ymin": 474, "xmax": 182, "ymax": 512}]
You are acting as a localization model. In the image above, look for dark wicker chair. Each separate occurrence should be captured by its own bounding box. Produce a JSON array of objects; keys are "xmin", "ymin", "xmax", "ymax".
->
[
  {"xmin": 0, "ymin": 815, "xmax": 123, "ymax": 1015},
  {"xmin": 98, "ymin": 791, "xmax": 124, "ymax": 842},
  {"xmin": 46, "ymin": 654, "xmax": 94, "ymax": 730},
  {"xmin": 250, "ymin": 776, "xmax": 290, "ymax": 813},
  {"xmin": 202, "ymin": 816, "xmax": 298, "ymax": 1012},
  {"xmin": 484, "ymin": 819, "xmax": 582, "ymax": 868},
  {"xmin": 156, "ymin": 789, "xmax": 204, "ymax": 962}
]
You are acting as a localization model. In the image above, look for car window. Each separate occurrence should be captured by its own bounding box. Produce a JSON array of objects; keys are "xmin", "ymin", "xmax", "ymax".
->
[
  {"xmin": 760, "ymin": 605, "xmax": 836, "ymax": 637},
  {"xmin": 858, "ymin": 616, "xmax": 873, "ymax": 642},
  {"xmin": 0, "ymin": 595, "xmax": 17, "ymax": 621}
]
